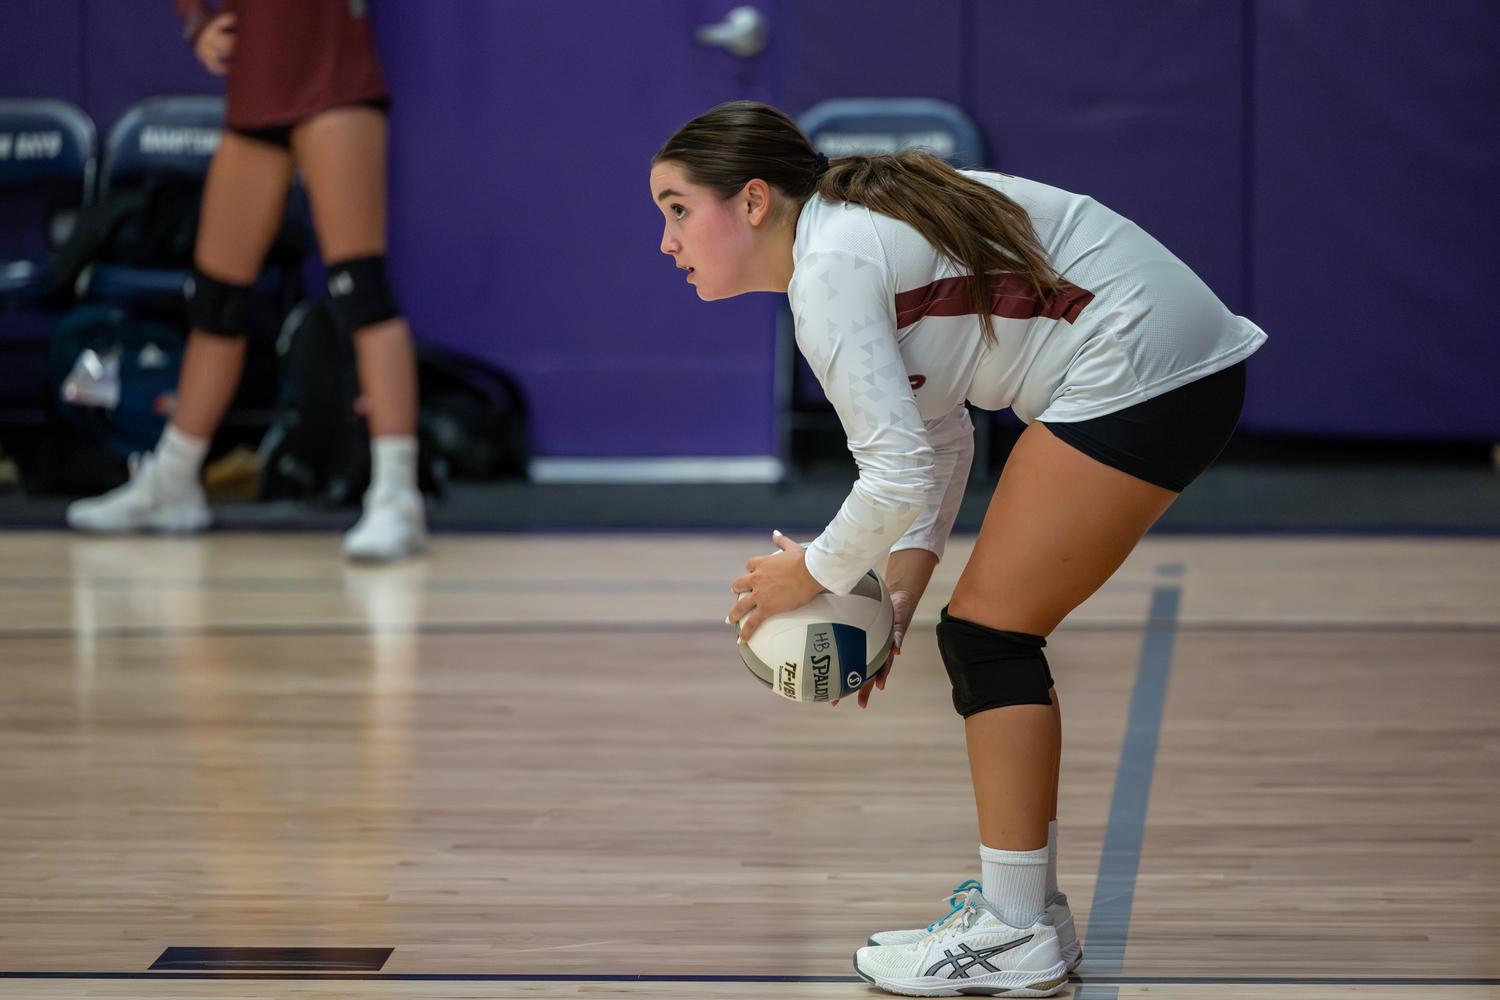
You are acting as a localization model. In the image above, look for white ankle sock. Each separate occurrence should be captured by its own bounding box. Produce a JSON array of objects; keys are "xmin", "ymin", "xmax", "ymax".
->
[
  {"xmin": 980, "ymin": 844, "xmax": 1049, "ymax": 928},
  {"xmin": 154, "ymin": 424, "xmax": 209, "ymax": 491},
  {"xmin": 1046, "ymin": 819, "xmax": 1059, "ymax": 899},
  {"xmin": 370, "ymin": 435, "xmax": 417, "ymax": 495}
]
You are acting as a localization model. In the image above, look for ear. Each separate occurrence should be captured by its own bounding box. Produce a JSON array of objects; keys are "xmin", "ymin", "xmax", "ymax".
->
[{"xmin": 743, "ymin": 178, "xmax": 773, "ymax": 227}]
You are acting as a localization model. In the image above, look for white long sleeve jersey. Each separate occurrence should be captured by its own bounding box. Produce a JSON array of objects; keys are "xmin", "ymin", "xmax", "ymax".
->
[{"xmin": 791, "ymin": 171, "xmax": 1267, "ymax": 595}]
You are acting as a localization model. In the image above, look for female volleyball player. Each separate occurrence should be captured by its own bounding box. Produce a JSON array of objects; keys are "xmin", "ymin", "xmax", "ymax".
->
[
  {"xmin": 68, "ymin": 0, "xmax": 425, "ymax": 560},
  {"xmin": 651, "ymin": 102, "xmax": 1264, "ymax": 997}
]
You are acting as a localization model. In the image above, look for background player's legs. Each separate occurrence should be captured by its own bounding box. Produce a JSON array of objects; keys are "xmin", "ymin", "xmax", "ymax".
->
[
  {"xmin": 292, "ymin": 105, "xmax": 424, "ymax": 559},
  {"xmin": 66, "ymin": 132, "xmax": 294, "ymax": 533},
  {"xmin": 291, "ymin": 105, "xmax": 416, "ymax": 437},
  {"xmin": 947, "ymin": 421, "xmax": 1176, "ymax": 923},
  {"xmin": 175, "ymin": 133, "xmax": 297, "ymax": 437}
]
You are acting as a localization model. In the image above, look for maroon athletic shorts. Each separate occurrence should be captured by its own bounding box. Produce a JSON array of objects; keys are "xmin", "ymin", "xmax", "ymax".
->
[{"xmin": 224, "ymin": 0, "xmax": 390, "ymax": 140}]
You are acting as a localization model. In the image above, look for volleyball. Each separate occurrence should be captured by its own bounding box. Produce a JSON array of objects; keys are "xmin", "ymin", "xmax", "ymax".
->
[{"xmin": 738, "ymin": 570, "xmax": 896, "ymax": 703}]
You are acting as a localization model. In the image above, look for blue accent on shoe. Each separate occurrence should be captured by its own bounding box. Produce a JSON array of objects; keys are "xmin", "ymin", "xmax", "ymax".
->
[{"xmin": 926, "ymin": 879, "xmax": 982, "ymax": 931}]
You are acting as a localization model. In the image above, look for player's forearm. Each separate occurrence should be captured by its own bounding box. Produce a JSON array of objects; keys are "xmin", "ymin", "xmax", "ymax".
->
[{"xmin": 886, "ymin": 547, "xmax": 939, "ymax": 608}]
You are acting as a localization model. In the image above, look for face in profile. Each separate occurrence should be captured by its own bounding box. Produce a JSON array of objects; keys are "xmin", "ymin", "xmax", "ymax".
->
[{"xmin": 650, "ymin": 161, "xmax": 760, "ymax": 301}]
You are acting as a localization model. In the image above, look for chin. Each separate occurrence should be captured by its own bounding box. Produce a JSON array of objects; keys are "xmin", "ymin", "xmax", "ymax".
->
[{"xmin": 695, "ymin": 283, "xmax": 741, "ymax": 301}]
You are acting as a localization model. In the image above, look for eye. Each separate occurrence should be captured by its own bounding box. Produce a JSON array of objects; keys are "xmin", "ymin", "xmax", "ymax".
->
[{"xmin": 670, "ymin": 203, "xmax": 686, "ymax": 220}]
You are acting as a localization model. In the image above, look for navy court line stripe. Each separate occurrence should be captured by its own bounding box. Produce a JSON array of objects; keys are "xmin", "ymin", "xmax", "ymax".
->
[
  {"xmin": 1081, "ymin": 578, "xmax": 1182, "ymax": 975},
  {"xmin": 1, "ymin": 973, "xmax": 1497, "ymax": 984},
  {"xmin": 3, "ymin": 620, "xmax": 1497, "ymax": 642}
]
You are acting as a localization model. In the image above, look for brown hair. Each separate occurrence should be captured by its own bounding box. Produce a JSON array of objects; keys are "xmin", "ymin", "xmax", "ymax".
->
[{"xmin": 653, "ymin": 101, "xmax": 1063, "ymax": 343}]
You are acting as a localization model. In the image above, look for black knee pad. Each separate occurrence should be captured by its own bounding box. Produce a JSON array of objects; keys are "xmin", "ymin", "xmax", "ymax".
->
[
  {"xmin": 325, "ymin": 255, "xmax": 401, "ymax": 335},
  {"xmin": 936, "ymin": 607, "xmax": 1055, "ymax": 718},
  {"xmin": 184, "ymin": 268, "xmax": 252, "ymax": 336}
]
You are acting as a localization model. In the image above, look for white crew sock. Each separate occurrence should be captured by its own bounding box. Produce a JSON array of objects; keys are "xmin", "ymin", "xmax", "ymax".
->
[
  {"xmin": 1046, "ymin": 819, "xmax": 1059, "ymax": 899},
  {"xmin": 980, "ymin": 844, "xmax": 1049, "ymax": 928},
  {"xmin": 154, "ymin": 424, "xmax": 209, "ymax": 491},
  {"xmin": 370, "ymin": 435, "xmax": 418, "ymax": 495}
]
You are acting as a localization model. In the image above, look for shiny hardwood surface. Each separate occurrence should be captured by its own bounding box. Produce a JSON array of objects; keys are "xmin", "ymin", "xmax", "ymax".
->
[{"xmin": 0, "ymin": 532, "xmax": 1496, "ymax": 997}]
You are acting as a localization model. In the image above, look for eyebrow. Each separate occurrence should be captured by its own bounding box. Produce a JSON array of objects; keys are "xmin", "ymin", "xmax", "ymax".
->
[{"xmin": 656, "ymin": 188, "xmax": 684, "ymax": 202}]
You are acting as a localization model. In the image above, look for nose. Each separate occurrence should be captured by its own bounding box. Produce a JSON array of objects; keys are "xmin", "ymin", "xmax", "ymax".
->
[{"xmin": 661, "ymin": 225, "xmax": 680, "ymax": 256}]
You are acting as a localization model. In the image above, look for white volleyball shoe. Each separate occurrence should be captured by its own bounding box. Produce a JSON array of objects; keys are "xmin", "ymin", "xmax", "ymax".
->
[
  {"xmin": 342, "ymin": 486, "xmax": 427, "ymax": 561},
  {"xmin": 867, "ymin": 880, "xmax": 980, "ymax": 947},
  {"xmin": 853, "ymin": 889, "xmax": 1068, "ymax": 998},
  {"xmin": 868, "ymin": 886, "xmax": 1082, "ymax": 973},
  {"xmin": 66, "ymin": 452, "xmax": 212, "ymax": 534}
]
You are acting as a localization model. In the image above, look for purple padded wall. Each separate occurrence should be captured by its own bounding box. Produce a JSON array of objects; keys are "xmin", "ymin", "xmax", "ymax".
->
[
  {"xmin": 967, "ymin": 0, "xmax": 1247, "ymax": 316},
  {"xmin": 373, "ymin": 1, "xmax": 782, "ymax": 457},
  {"xmin": 0, "ymin": 0, "xmax": 83, "ymax": 107},
  {"xmin": 1244, "ymin": 0, "xmax": 1500, "ymax": 438},
  {"xmin": 780, "ymin": 2, "xmax": 1244, "ymax": 313},
  {"xmin": 777, "ymin": 3, "xmax": 965, "ymax": 116},
  {"xmin": 6, "ymin": 1, "xmax": 1500, "ymax": 445},
  {"xmin": 0, "ymin": 0, "xmax": 219, "ymax": 139}
]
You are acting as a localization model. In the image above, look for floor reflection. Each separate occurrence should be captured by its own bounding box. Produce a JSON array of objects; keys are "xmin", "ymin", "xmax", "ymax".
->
[{"xmin": 62, "ymin": 536, "xmax": 429, "ymax": 948}]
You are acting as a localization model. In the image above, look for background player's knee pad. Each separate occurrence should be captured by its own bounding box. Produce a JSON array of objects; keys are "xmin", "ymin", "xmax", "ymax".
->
[
  {"xmin": 183, "ymin": 269, "xmax": 252, "ymax": 337},
  {"xmin": 935, "ymin": 607, "xmax": 1055, "ymax": 718},
  {"xmin": 325, "ymin": 255, "xmax": 401, "ymax": 336}
]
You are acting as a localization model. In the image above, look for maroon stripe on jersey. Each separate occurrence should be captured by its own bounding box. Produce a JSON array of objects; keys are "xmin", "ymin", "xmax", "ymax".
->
[{"xmin": 894, "ymin": 273, "xmax": 1095, "ymax": 329}]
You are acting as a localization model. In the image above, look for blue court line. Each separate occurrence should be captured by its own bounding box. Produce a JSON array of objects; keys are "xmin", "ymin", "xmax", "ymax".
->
[
  {"xmin": 1, "ymin": 973, "xmax": 1497, "ymax": 984},
  {"xmin": 5, "ymin": 619, "xmax": 1497, "ymax": 642},
  {"xmin": 1077, "ymin": 569, "xmax": 1184, "ymax": 999}
]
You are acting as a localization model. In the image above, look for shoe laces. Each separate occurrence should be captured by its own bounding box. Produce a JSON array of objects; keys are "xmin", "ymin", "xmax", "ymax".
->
[
  {"xmin": 926, "ymin": 880, "xmax": 982, "ymax": 933},
  {"xmin": 933, "ymin": 897, "xmax": 985, "ymax": 946}
]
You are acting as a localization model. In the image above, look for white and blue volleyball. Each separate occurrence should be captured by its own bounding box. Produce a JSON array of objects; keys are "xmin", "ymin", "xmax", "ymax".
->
[{"xmin": 738, "ymin": 570, "xmax": 895, "ymax": 703}]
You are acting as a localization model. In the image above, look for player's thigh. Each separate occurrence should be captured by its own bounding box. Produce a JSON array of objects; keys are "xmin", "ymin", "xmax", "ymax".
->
[
  {"xmin": 948, "ymin": 421, "xmax": 1177, "ymax": 636},
  {"xmin": 195, "ymin": 131, "xmax": 296, "ymax": 283},
  {"xmin": 291, "ymin": 104, "xmax": 388, "ymax": 262}
]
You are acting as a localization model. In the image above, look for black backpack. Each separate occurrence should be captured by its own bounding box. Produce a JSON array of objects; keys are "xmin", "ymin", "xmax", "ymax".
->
[{"xmin": 258, "ymin": 297, "xmax": 528, "ymax": 504}]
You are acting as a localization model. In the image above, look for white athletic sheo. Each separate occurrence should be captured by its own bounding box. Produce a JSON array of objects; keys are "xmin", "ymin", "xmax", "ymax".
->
[
  {"xmin": 869, "ymin": 889, "xmax": 1081, "ymax": 973},
  {"xmin": 65, "ymin": 451, "xmax": 212, "ymax": 534},
  {"xmin": 854, "ymin": 890, "xmax": 1068, "ymax": 998},
  {"xmin": 342, "ymin": 486, "xmax": 427, "ymax": 561}
]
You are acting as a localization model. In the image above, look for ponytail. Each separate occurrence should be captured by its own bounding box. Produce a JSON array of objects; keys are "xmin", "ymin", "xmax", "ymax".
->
[{"xmin": 655, "ymin": 101, "xmax": 1064, "ymax": 343}]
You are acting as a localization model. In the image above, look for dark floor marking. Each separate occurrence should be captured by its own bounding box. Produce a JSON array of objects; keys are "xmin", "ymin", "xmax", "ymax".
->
[
  {"xmin": 149, "ymin": 946, "xmax": 392, "ymax": 972},
  {"xmin": 1077, "ymin": 568, "xmax": 1183, "ymax": 999}
]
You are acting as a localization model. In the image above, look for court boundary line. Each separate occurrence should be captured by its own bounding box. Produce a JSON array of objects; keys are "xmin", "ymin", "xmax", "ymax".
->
[
  {"xmin": 3, "ymin": 620, "xmax": 1499, "ymax": 641},
  {"xmin": 0, "ymin": 973, "xmax": 1497, "ymax": 984},
  {"xmin": 1081, "ymin": 573, "xmax": 1182, "ymax": 973}
]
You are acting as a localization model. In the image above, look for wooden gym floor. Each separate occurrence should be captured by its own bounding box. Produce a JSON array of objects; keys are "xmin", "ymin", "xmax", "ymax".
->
[{"xmin": 0, "ymin": 531, "xmax": 1496, "ymax": 999}]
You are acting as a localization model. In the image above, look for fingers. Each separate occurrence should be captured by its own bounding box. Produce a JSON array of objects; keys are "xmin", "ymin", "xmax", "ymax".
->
[
  {"xmin": 728, "ymin": 590, "xmax": 755, "ymax": 624},
  {"xmin": 856, "ymin": 677, "xmax": 877, "ymax": 708},
  {"xmin": 737, "ymin": 606, "xmax": 768, "ymax": 641},
  {"xmin": 771, "ymin": 529, "xmax": 802, "ymax": 552}
]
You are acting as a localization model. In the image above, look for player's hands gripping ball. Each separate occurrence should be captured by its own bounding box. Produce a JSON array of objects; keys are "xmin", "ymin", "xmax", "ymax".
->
[{"xmin": 731, "ymin": 532, "xmax": 896, "ymax": 705}]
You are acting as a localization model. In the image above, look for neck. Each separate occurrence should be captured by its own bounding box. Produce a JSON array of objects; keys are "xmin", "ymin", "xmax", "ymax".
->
[{"xmin": 754, "ymin": 211, "xmax": 799, "ymax": 293}]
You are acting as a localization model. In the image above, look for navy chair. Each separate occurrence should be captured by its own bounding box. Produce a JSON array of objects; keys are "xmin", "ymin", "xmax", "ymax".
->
[
  {"xmin": 80, "ymin": 95, "xmax": 227, "ymax": 305},
  {"xmin": 797, "ymin": 97, "xmax": 986, "ymax": 168},
  {"xmin": 0, "ymin": 100, "xmax": 97, "ymax": 423},
  {"xmin": 100, "ymin": 94, "xmax": 225, "ymax": 195},
  {"xmin": 0, "ymin": 99, "xmax": 97, "ymax": 299}
]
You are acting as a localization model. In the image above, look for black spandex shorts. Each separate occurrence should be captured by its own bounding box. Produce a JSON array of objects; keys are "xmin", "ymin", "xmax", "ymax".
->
[
  {"xmin": 230, "ymin": 98, "xmax": 390, "ymax": 150},
  {"xmin": 1040, "ymin": 360, "xmax": 1245, "ymax": 493}
]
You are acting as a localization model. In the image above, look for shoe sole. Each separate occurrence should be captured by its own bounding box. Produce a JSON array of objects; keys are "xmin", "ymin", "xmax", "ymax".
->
[
  {"xmin": 343, "ymin": 537, "xmax": 428, "ymax": 562},
  {"xmin": 67, "ymin": 510, "xmax": 212, "ymax": 534},
  {"xmin": 863, "ymin": 945, "xmax": 1080, "ymax": 978},
  {"xmin": 854, "ymin": 953, "xmax": 1068, "ymax": 998},
  {"xmin": 870, "ymin": 913, "xmax": 1082, "ymax": 973}
]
